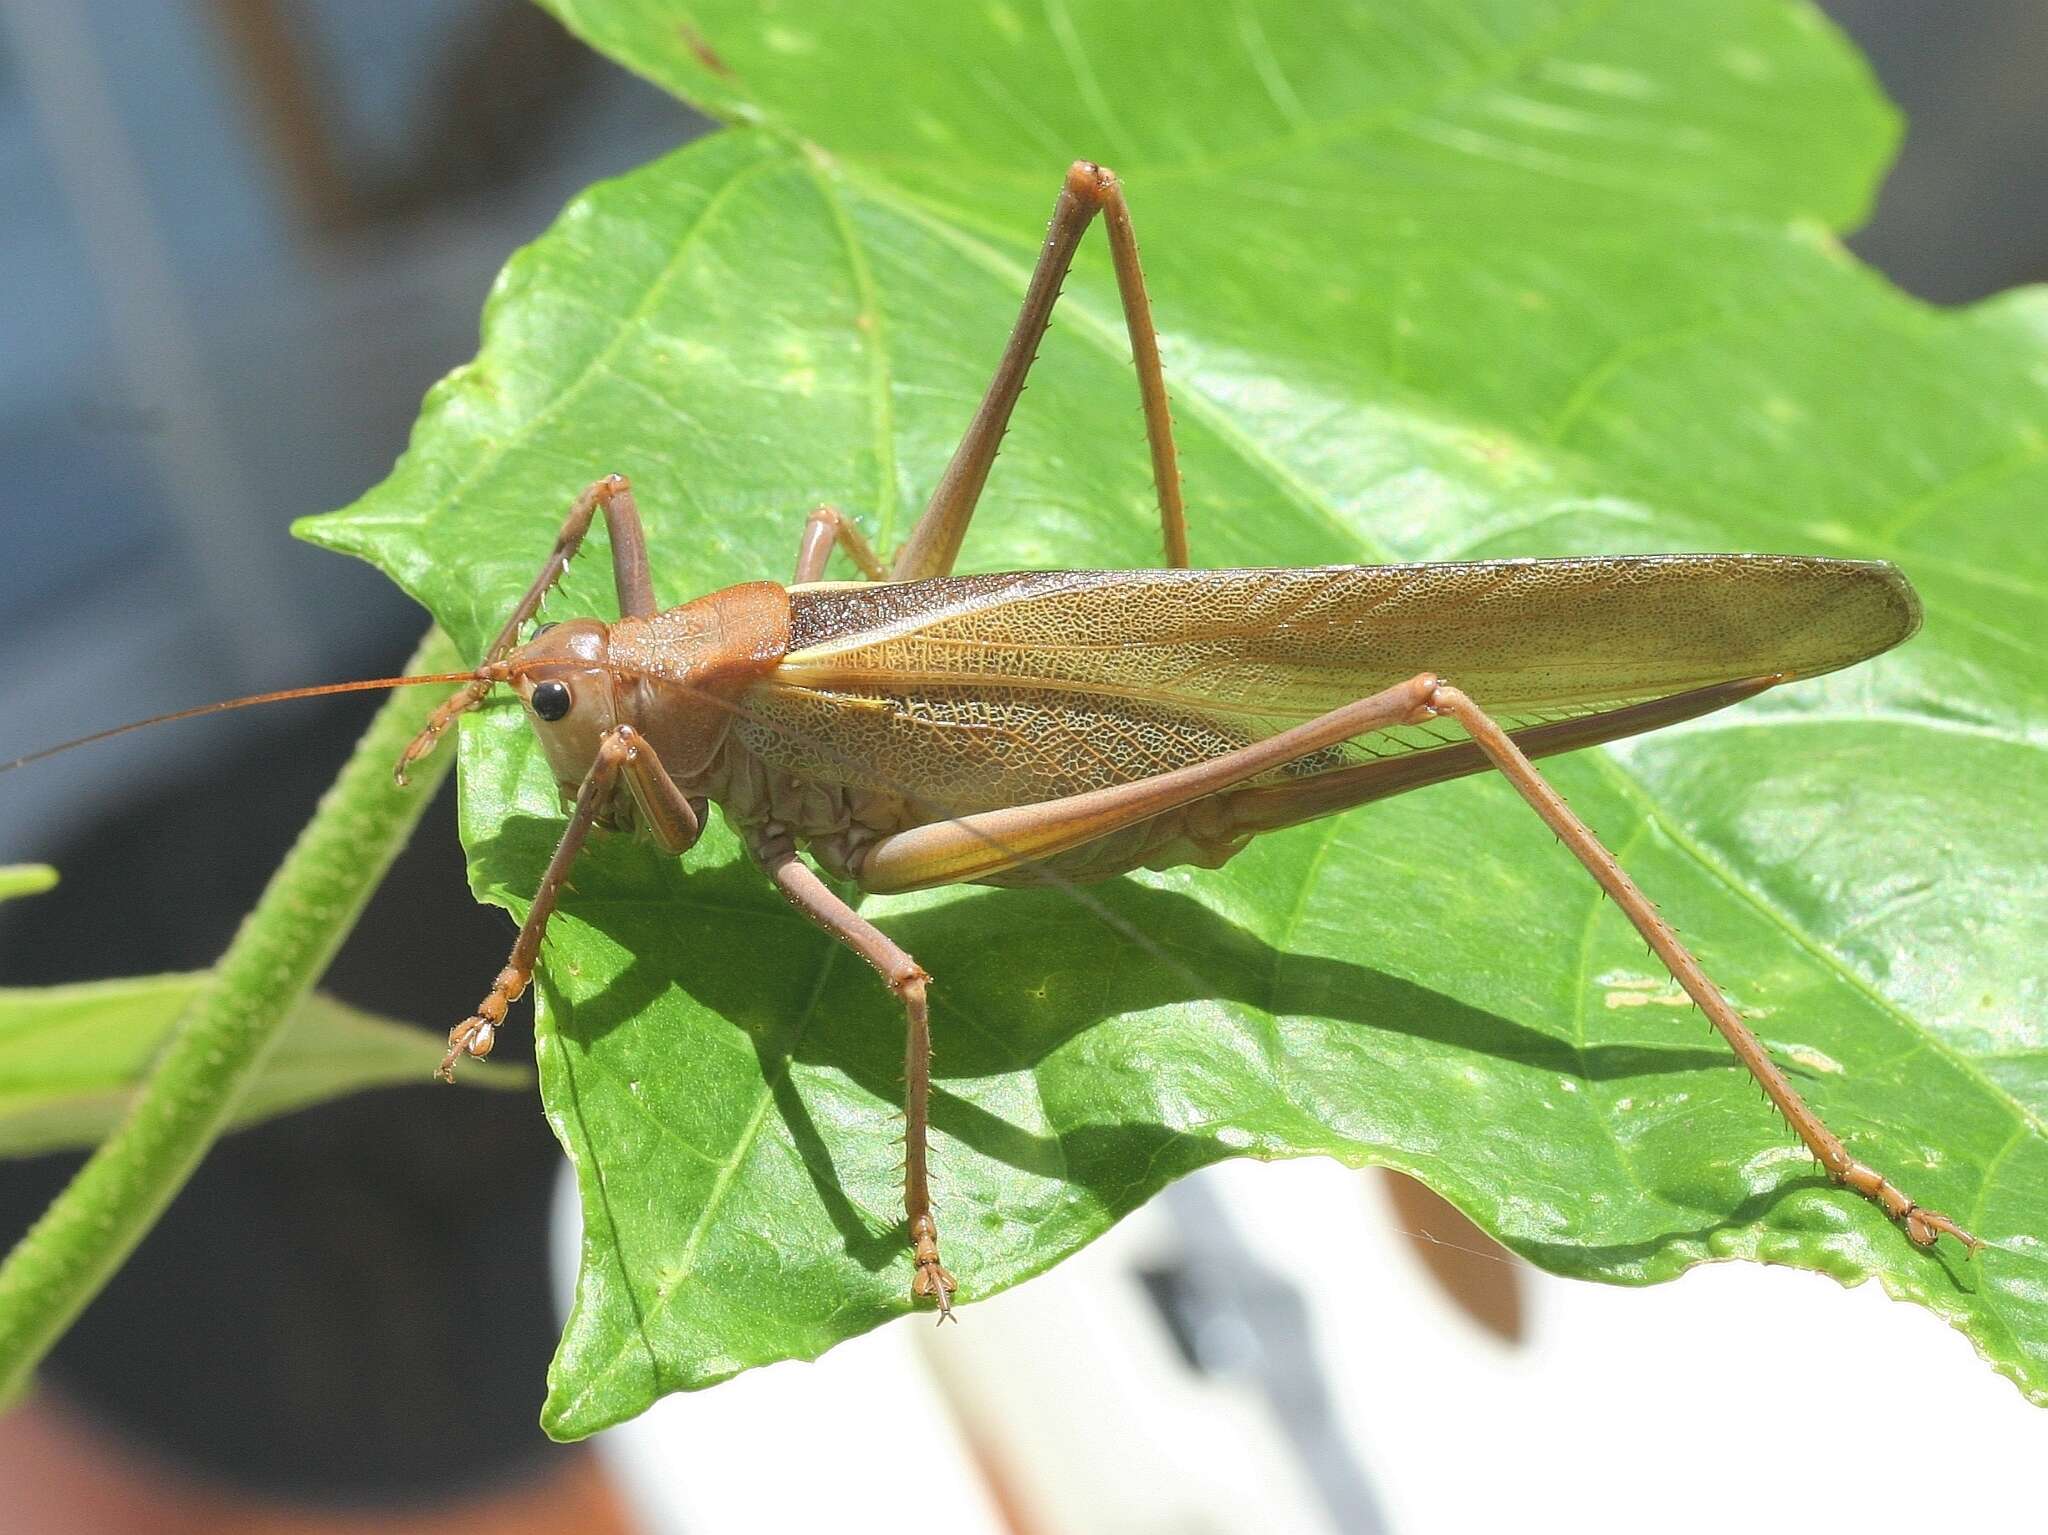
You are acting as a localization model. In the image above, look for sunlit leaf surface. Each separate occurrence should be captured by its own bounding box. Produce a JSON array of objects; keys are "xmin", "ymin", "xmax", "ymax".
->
[{"xmin": 301, "ymin": 0, "xmax": 2048, "ymax": 1436}]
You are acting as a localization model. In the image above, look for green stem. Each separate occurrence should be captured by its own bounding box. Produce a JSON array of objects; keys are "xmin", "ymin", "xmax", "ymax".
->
[{"xmin": 0, "ymin": 627, "xmax": 462, "ymax": 1401}]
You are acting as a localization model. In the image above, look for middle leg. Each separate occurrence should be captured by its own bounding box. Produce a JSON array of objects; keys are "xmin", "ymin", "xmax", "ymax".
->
[
  {"xmin": 748, "ymin": 830, "xmax": 957, "ymax": 1319},
  {"xmin": 793, "ymin": 503, "xmax": 887, "ymax": 584}
]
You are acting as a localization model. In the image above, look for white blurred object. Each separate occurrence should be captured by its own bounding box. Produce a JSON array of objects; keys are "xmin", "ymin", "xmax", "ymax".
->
[{"xmin": 554, "ymin": 1155, "xmax": 2036, "ymax": 1535}]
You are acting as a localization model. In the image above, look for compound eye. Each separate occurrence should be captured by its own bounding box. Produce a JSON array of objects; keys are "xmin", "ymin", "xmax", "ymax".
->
[{"xmin": 530, "ymin": 680, "xmax": 573, "ymax": 722}]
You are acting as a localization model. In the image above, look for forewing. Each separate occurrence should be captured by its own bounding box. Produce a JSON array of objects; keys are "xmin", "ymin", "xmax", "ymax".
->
[{"xmin": 737, "ymin": 557, "xmax": 1919, "ymax": 814}]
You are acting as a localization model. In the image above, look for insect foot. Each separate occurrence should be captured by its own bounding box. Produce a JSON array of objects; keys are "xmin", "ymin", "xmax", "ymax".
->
[
  {"xmin": 436, "ymin": 965, "xmax": 525, "ymax": 1082},
  {"xmin": 1417, "ymin": 681, "xmax": 1983, "ymax": 1261},
  {"xmin": 1831, "ymin": 1154, "xmax": 1984, "ymax": 1256},
  {"xmin": 395, "ymin": 673, "xmax": 497, "ymax": 787},
  {"xmin": 911, "ymin": 1213, "xmax": 958, "ymax": 1323}
]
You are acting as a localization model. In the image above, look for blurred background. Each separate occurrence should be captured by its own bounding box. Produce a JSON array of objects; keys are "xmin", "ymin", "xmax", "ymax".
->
[{"xmin": 0, "ymin": 2, "xmax": 2042, "ymax": 1532}]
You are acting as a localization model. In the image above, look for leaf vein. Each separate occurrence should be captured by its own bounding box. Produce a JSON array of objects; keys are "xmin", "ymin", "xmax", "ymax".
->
[
  {"xmin": 799, "ymin": 157, "xmax": 904, "ymax": 551},
  {"xmin": 1587, "ymin": 754, "xmax": 2048, "ymax": 1144}
]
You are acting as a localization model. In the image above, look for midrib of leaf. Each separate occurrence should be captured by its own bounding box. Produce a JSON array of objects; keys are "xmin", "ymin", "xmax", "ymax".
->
[
  {"xmin": 796, "ymin": 154, "xmax": 903, "ymax": 551},
  {"xmin": 561, "ymin": 900, "xmax": 848, "ymax": 1416}
]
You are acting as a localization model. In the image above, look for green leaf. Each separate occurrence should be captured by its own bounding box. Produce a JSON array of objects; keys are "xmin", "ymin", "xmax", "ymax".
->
[
  {"xmin": 299, "ymin": 0, "xmax": 2048, "ymax": 1436},
  {"xmin": 0, "ymin": 976, "xmax": 521, "ymax": 1157}
]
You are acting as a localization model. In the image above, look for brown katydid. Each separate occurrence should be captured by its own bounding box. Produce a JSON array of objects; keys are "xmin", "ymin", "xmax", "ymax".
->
[{"xmin": 5, "ymin": 161, "xmax": 1981, "ymax": 1319}]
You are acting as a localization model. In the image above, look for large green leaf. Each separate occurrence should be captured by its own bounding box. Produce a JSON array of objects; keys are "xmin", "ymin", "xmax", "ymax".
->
[{"xmin": 299, "ymin": 0, "xmax": 2048, "ymax": 1436}]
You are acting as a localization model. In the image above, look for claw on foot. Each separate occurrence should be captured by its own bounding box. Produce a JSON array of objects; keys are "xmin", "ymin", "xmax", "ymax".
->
[
  {"xmin": 1903, "ymin": 1204, "xmax": 1984, "ymax": 1256},
  {"xmin": 437, "ymin": 967, "xmax": 524, "ymax": 1082},
  {"xmin": 1834, "ymin": 1157, "xmax": 1982, "ymax": 1256},
  {"xmin": 436, "ymin": 1016, "xmax": 496, "ymax": 1083},
  {"xmin": 396, "ymin": 677, "xmax": 494, "ymax": 787},
  {"xmin": 911, "ymin": 1213, "xmax": 958, "ymax": 1323}
]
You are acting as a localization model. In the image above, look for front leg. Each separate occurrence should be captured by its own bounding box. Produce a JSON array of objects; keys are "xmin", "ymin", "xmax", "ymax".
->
[
  {"xmin": 747, "ymin": 830, "xmax": 957, "ymax": 1319},
  {"xmin": 441, "ymin": 726, "xmax": 630, "ymax": 1076},
  {"xmin": 398, "ymin": 474, "xmax": 658, "ymax": 783},
  {"xmin": 494, "ymin": 472, "xmax": 660, "ymax": 640},
  {"xmin": 441, "ymin": 724, "xmax": 697, "ymax": 1076}
]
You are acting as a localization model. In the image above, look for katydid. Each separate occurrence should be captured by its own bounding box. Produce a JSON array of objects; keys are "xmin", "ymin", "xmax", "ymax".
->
[{"xmin": 5, "ymin": 161, "xmax": 1982, "ymax": 1319}]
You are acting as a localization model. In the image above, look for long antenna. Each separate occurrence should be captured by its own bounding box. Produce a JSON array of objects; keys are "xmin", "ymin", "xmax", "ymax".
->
[{"xmin": 0, "ymin": 671, "xmax": 482, "ymax": 774}]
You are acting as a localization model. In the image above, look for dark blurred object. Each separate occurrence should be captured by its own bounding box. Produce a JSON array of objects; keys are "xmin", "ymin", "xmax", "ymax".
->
[
  {"xmin": 1142, "ymin": 1179, "xmax": 1391, "ymax": 1535},
  {"xmin": 1377, "ymin": 1170, "xmax": 1524, "ymax": 1345},
  {"xmin": 1822, "ymin": 0, "xmax": 2048, "ymax": 301},
  {"xmin": 0, "ymin": 1390, "xmax": 635, "ymax": 1534},
  {"xmin": 209, "ymin": 0, "xmax": 609, "ymax": 230}
]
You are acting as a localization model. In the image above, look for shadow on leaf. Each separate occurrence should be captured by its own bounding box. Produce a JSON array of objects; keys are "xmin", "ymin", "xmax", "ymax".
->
[{"xmin": 494, "ymin": 817, "xmax": 1752, "ymax": 1281}]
